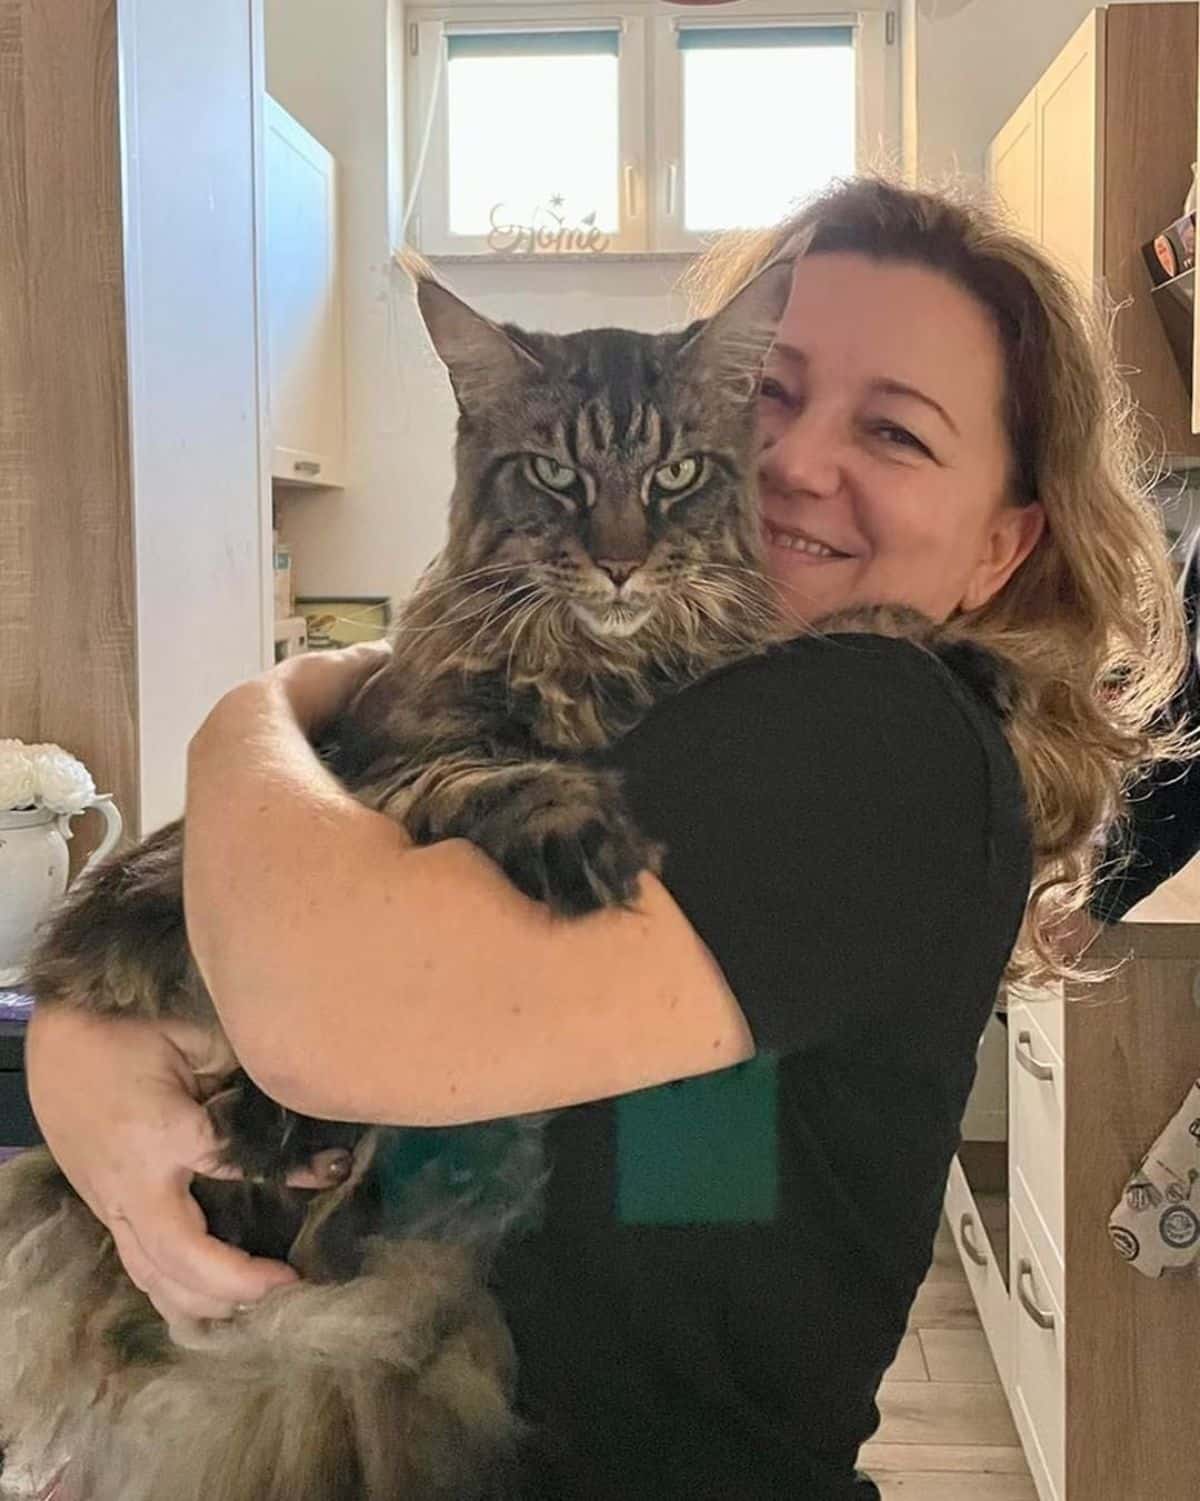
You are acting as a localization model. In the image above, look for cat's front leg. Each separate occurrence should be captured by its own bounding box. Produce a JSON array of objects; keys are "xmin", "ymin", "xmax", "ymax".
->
[{"xmin": 403, "ymin": 757, "xmax": 661, "ymax": 916}]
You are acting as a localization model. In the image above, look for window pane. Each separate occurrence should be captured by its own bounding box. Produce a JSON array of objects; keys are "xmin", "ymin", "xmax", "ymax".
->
[
  {"xmin": 682, "ymin": 31, "xmax": 855, "ymax": 232},
  {"xmin": 447, "ymin": 36, "xmax": 620, "ymax": 238}
]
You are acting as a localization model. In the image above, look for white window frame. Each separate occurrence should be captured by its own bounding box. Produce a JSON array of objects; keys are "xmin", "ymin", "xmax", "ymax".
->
[{"xmin": 403, "ymin": 2, "xmax": 899, "ymax": 259}]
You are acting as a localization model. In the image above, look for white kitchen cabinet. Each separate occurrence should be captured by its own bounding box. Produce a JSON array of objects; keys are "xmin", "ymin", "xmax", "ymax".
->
[
  {"xmin": 988, "ymin": 91, "xmax": 1039, "ymax": 245},
  {"xmin": 988, "ymin": 5, "xmax": 1199, "ymax": 460},
  {"xmin": 264, "ymin": 94, "xmax": 344, "ymax": 488},
  {"xmin": 986, "ymin": 13, "xmax": 1103, "ymax": 295},
  {"xmin": 1034, "ymin": 12, "xmax": 1104, "ymax": 295},
  {"xmin": 949, "ymin": 921, "xmax": 1200, "ymax": 1500}
]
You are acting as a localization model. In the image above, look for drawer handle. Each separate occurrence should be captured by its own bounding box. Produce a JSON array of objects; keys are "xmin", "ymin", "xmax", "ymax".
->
[
  {"xmin": 959, "ymin": 1212, "xmax": 989, "ymax": 1268},
  {"xmin": 293, "ymin": 459, "xmax": 322, "ymax": 476},
  {"xmin": 1015, "ymin": 1030, "xmax": 1054, "ymax": 1082},
  {"xmin": 1016, "ymin": 1257, "xmax": 1056, "ymax": 1331}
]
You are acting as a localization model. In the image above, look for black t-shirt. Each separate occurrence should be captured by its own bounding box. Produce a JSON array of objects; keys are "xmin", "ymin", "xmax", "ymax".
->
[{"xmin": 491, "ymin": 634, "xmax": 1032, "ymax": 1500}]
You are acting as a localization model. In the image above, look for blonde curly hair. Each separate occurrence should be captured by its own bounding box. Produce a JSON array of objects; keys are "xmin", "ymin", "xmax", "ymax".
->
[{"xmin": 683, "ymin": 176, "xmax": 1193, "ymax": 981}]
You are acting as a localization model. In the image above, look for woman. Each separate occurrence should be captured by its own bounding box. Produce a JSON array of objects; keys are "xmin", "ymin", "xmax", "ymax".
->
[{"xmin": 26, "ymin": 180, "xmax": 1188, "ymax": 1499}]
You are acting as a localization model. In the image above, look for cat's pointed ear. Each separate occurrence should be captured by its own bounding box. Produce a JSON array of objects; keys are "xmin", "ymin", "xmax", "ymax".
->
[
  {"xmin": 678, "ymin": 260, "xmax": 794, "ymax": 401},
  {"xmin": 396, "ymin": 249, "xmax": 543, "ymax": 412}
]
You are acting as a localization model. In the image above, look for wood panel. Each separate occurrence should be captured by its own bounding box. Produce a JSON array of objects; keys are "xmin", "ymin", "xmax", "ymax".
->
[
  {"xmin": 1065, "ymin": 920, "xmax": 1200, "ymax": 1497},
  {"xmin": 0, "ymin": 0, "xmax": 138, "ymax": 838},
  {"xmin": 1103, "ymin": 2, "xmax": 1200, "ymax": 461}
]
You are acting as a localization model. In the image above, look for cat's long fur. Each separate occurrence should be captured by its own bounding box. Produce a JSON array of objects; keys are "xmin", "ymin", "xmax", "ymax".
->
[
  {"xmin": 1, "ymin": 264, "xmax": 1011, "ymax": 1501},
  {"xmin": 0, "ymin": 265, "xmax": 796, "ymax": 1501}
]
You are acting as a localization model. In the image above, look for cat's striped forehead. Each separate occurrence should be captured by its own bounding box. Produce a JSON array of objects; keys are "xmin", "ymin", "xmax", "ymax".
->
[{"xmin": 506, "ymin": 323, "xmax": 700, "ymax": 463}]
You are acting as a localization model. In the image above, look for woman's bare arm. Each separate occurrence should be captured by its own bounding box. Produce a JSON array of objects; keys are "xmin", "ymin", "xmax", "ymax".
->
[{"xmin": 183, "ymin": 666, "xmax": 754, "ymax": 1128}]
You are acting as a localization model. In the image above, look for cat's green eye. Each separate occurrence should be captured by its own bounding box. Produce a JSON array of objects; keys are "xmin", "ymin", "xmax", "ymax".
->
[
  {"xmin": 530, "ymin": 456, "xmax": 579, "ymax": 493},
  {"xmin": 652, "ymin": 457, "xmax": 702, "ymax": 494}
]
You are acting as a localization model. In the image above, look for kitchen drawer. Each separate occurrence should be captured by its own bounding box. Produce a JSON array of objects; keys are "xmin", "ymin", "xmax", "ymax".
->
[
  {"xmin": 1005, "ymin": 977, "xmax": 1063, "ymax": 1059},
  {"xmin": 945, "ymin": 1154, "xmax": 1011, "ymax": 1394},
  {"xmin": 1009, "ymin": 1201, "xmax": 1065, "ymax": 1501},
  {"xmin": 1008, "ymin": 999, "xmax": 1064, "ymax": 1304}
]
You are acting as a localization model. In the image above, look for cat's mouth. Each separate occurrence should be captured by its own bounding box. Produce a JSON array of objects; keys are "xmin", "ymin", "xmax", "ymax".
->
[{"xmin": 571, "ymin": 599, "xmax": 655, "ymax": 640}]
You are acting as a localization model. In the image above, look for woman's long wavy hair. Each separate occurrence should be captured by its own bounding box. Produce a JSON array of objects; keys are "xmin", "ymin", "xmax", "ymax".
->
[{"xmin": 683, "ymin": 176, "xmax": 1193, "ymax": 981}]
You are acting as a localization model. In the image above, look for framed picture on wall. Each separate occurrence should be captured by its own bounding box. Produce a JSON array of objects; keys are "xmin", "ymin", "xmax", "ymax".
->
[{"xmin": 295, "ymin": 596, "xmax": 392, "ymax": 649}]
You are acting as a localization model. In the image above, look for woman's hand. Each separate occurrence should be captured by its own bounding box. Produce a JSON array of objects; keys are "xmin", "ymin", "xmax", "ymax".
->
[
  {"xmin": 25, "ymin": 1006, "xmax": 349, "ymax": 1327},
  {"xmin": 264, "ymin": 640, "xmax": 393, "ymax": 739}
]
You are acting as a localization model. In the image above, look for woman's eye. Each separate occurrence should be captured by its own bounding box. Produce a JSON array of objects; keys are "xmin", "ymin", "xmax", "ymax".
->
[
  {"xmin": 873, "ymin": 422, "xmax": 933, "ymax": 458},
  {"xmin": 530, "ymin": 456, "xmax": 579, "ymax": 492},
  {"xmin": 758, "ymin": 377, "xmax": 791, "ymax": 405},
  {"xmin": 652, "ymin": 457, "xmax": 702, "ymax": 493}
]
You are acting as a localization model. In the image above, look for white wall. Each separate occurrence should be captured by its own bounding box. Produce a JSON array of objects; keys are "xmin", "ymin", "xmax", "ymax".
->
[
  {"xmin": 910, "ymin": 0, "xmax": 1194, "ymax": 184},
  {"xmin": 265, "ymin": 0, "xmax": 446, "ymax": 603},
  {"xmin": 121, "ymin": 0, "xmax": 269, "ymax": 830},
  {"xmin": 264, "ymin": 1, "xmax": 693, "ymax": 606}
]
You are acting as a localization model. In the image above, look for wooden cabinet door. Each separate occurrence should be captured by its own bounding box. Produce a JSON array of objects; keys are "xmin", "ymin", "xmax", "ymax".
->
[
  {"xmin": 1035, "ymin": 10, "xmax": 1104, "ymax": 296},
  {"xmin": 988, "ymin": 87, "xmax": 1039, "ymax": 242},
  {"xmin": 1195, "ymin": 15, "xmax": 1200, "ymax": 437},
  {"xmin": 264, "ymin": 95, "xmax": 344, "ymax": 487}
]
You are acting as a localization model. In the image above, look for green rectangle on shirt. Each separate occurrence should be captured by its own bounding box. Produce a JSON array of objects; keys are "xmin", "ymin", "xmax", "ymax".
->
[{"xmin": 616, "ymin": 1053, "xmax": 778, "ymax": 1226}]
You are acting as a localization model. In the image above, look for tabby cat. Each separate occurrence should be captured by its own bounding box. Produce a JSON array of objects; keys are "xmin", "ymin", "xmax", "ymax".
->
[
  {"xmin": 0, "ymin": 262, "xmax": 796, "ymax": 1501},
  {"xmin": 1, "ymin": 260, "xmax": 1011, "ymax": 1501}
]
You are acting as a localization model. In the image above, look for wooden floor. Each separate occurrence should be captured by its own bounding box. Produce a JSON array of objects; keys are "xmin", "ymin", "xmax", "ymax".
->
[{"xmin": 859, "ymin": 1215, "xmax": 1037, "ymax": 1500}]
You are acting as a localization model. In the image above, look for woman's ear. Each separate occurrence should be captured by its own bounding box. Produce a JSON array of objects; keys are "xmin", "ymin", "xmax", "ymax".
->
[{"xmin": 961, "ymin": 502, "xmax": 1046, "ymax": 612}]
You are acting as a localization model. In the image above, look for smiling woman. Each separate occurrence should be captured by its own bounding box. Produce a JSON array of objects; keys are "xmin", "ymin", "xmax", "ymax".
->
[
  {"xmin": 684, "ymin": 177, "xmax": 1187, "ymax": 976},
  {"xmin": 755, "ymin": 253, "xmax": 1039, "ymax": 624}
]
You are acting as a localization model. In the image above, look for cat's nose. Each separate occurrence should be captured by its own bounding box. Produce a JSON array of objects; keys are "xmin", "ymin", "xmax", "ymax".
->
[{"xmin": 596, "ymin": 559, "xmax": 641, "ymax": 588}]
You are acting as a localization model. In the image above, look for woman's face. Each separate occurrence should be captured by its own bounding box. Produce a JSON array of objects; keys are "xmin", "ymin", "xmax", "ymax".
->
[{"xmin": 756, "ymin": 252, "xmax": 1045, "ymax": 626}]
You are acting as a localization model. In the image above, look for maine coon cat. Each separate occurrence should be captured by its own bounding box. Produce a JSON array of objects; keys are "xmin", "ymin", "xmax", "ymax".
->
[{"xmin": 0, "ymin": 260, "xmax": 797, "ymax": 1501}]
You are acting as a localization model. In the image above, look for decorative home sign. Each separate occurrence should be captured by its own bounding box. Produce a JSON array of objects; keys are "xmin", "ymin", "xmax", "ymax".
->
[{"xmin": 487, "ymin": 195, "xmax": 612, "ymax": 255}]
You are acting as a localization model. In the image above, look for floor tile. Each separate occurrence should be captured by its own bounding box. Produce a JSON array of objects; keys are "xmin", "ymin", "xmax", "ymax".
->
[
  {"xmin": 859, "ymin": 1443, "xmax": 1030, "ymax": 1474},
  {"xmin": 906, "ymin": 1279, "xmax": 980, "ymax": 1330},
  {"xmin": 874, "ymin": 1380, "xmax": 1020, "ymax": 1447},
  {"xmin": 884, "ymin": 1333, "xmax": 929, "ymax": 1382},
  {"xmin": 918, "ymin": 1328, "xmax": 1001, "ymax": 1384},
  {"xmin": 873, "ymin": 1473, "xmax": 1038, "ymax": 1498}
]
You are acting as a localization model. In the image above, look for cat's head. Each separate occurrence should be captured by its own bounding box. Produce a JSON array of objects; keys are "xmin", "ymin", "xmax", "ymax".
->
[{"xmin": 413, "ymin": 262, "xmax": 791, "ymax": 647}]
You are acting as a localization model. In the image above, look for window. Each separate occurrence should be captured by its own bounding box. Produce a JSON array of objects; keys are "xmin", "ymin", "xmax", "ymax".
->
[
  {"xmin": 676, "ymin": 27, "xmax": 855, "ymax": 233},
  {"xmin": 445, "ymin": 31, "xmax": 622, "ymax": 237},
  {"xmin": 405, "ymin": 5, "xmax": 897, "ymax": 257}
]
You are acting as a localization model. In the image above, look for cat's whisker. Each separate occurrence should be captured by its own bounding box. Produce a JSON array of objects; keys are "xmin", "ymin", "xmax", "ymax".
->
[
  {"xmin": 398, "ymin": 581, "xmax": 533, "ymax": 636},
  {"xmin": 457, "ymin": 594, "xmax": 539, "ymax": 663},
  {"xmin": 501, "ymin": 600, "xmax": 547, "ymax": 684}
]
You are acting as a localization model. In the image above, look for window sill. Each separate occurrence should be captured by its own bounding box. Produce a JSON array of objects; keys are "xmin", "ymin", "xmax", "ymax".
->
[{"xmin": 423, "ymin": 250, "xmax": 703, "ymax": 266}]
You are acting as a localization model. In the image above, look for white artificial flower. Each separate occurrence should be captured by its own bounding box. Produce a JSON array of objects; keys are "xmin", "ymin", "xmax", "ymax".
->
[
  {"xmin": 31, "ymin": 744, "xmax": 96, "ymax": 815},
  {"xmin": 0, "ymin": 738, "xmax": 98, "ymax": 814},
  {"xmin": 0, "ymin": 739, "xmax": 37, "ymax": 812}
]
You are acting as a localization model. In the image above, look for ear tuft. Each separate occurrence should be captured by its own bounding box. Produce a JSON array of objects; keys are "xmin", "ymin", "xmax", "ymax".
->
[
  {"xmin": 680, "ymin": 260, "xmax": 794, "ymax": 401},
  {"xmin": 392, "ymin": 249, "xmax": 542, "ymax": 411}
]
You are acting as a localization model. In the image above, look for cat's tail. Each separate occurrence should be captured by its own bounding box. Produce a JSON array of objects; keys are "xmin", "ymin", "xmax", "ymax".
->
[
  {"xmin": 75, "ymin": 1237, "xmax": 525, "ymax": 1501},
  {"xmin": 0, "ymin": 1151, "xmax": 523, "ymax": 1501}
]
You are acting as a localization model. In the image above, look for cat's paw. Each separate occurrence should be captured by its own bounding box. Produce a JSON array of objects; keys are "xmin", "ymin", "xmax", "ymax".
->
[
  {"xmin": 408, "ymin": 763, "xmax": 661, "ymax": 916},
  {"xmin": 205, "ymin": 1072, "xmax": 361, "ymax": 1183},
  {"xmin": 506, "ymin": 794, "xmax": 662, "ymax": 916}
]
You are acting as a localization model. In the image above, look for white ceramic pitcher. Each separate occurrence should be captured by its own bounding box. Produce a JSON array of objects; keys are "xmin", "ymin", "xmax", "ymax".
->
[{"xmin": 0, "ymin": 796, "xmax": 123, "ymax": 986}]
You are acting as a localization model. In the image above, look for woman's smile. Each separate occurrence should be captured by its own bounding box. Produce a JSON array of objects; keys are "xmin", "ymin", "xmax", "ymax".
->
[{"xmin": 761, "ymin": 517, "xmax": 855, "ymax": 564}]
